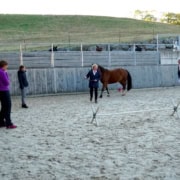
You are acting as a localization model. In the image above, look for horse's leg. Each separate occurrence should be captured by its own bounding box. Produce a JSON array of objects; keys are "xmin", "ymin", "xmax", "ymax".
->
[
  {"xmin": 121, "ymin": 81, "xmax": 126, "ymax": 96},
  {"xmin": 100, "ymin": 82, "xmax": 108, "ymax": 98},
  {"xmin": 106, "ymin": 87, "xmax": 110, "ymax": 97},
  {"xmin": 99, "ymin": 86, "xmax": 105, "ymax": 98}
]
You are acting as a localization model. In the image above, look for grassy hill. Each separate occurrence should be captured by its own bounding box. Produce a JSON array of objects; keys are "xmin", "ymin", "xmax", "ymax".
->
[{"xmin": 0, "ymin": 14, "xmax": 180, "ymax": 44}]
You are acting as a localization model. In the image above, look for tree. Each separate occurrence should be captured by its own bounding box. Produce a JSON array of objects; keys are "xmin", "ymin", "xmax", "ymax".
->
[
  {"xmin": 161, "ymin": 12, "xmax": 180, "ymax": 25},
  {"xmin": 134, "ymin": 10, "xmax": 157, "ymax": 22},
  {"xmin": 176, "ymin": 14, "xmax": 180, "ymax": 25},
  {"xmin": 134, "ymin": 10, "xmax": 180, "ymax": 24},
  {"xmin": 134, "ymin": 10, "xmax": 144, "ymax": 19},
  {"xmin": 143, "ymin": 14, "xmax": 157, "ymax": 22}
]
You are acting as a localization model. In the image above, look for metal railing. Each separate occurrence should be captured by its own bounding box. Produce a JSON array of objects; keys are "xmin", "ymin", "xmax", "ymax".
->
[{"xmin": 0, "ymin": 42, "xmax": 179, "ymax": 69}]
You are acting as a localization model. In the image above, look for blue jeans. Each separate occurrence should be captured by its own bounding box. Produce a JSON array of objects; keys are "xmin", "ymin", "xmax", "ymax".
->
[
  {"xmin": 0, "ymin": 91, "xmax": 13, "ymax": 126},
  {"xmin": 21, "ymin": 88, "xmax": 27, "ymax": 105}
]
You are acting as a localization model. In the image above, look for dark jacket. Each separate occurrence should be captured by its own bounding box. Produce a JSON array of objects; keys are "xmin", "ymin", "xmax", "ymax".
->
[
  {"xmin": 178, "ymin": 65, "xmax": 180, "ymax": 78},
  {"xmin": 18, "ymin": 70, "xmax": 28, "ymax": 89},
  {"xmin": 86, "ymin": 69, "xmax": 101, "ymax": 88}
]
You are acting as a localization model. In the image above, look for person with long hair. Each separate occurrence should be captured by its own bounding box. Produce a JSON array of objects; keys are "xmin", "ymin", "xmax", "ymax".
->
[{"xmin": 0, "ymin": 60, "xmax": 17, "ymax": 129}]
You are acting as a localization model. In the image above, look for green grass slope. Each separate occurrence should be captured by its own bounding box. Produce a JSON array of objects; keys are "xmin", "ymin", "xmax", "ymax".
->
[{"xmin": 0, "ymin": 14, "xmax": 179, "ymax": 43}]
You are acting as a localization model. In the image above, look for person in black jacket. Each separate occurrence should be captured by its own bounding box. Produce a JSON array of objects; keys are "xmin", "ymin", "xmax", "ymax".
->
[
  {"xmin": 18, "ymin": 65, "xmax": 29, "ymax": 108},
  {"xmin": 178, "ymin": 59, "xmax": 180, "ymax": 83},
  {"xmin": 85, "ymin": 64, "xmax": 101, "ymax": 103}
]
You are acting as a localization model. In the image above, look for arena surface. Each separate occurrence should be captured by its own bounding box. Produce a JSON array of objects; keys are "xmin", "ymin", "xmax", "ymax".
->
[{"xmin": 0, "ymin": 87, "xmax": 180, "ymax": 180}]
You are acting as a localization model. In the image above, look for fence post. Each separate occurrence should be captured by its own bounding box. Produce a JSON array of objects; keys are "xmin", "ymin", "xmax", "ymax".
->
[
  {"xmin": 81, "ymin": 43, "xmax": 84, "ymax": 67},
  {"xmin": 108, "ymin": 44, "xmax": 111, "ymax": 68},
  {"xmin": 133, "ymin": 44, "xmax": 137, "ymax": 66},
  {"xmin": 19, "ymin": 44, "xmax": 23, "ymax": 65},
  {"xmin": 51, "ymin": 43, "xmax": 55, "ymax": 67},
  {"xmin": 156, "ymin": 34, "xmax": 159, "ymax": 52},
  {"xmin": 53, "ymin": 68, "xmax": 57, "ymax": 93},
  {"xmin": 158, "ymin": 52, "xmax": 161, "ymax": 65}
]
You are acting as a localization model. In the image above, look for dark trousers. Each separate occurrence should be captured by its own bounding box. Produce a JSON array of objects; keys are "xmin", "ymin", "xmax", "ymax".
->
[
  {"xmin": 0, "ymin": 91, "xmax": 13, "ymax": 127},
  {"xmin": 90, "ymin": 87, "xmax": 98, "ymax": 101}
]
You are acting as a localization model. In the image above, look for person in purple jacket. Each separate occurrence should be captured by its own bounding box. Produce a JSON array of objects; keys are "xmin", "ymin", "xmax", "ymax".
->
[{"xmin": 0, "ymin": 60, "xmax": 17, "ymax": 129}]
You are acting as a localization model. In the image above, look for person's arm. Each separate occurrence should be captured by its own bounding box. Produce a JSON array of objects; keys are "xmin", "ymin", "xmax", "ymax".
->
[{"xmin": 86, "ymin": 71, "xmax": 91, "ymax": 79}]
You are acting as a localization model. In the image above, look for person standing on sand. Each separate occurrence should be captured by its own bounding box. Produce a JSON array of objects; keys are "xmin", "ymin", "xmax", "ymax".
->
[
  {"xmin": 18, "ymin": 65, "xmax": 29, "ymax": 108},
  {"xmin": 85, "ymin": 64, "xmax": 101, "ymax": 103},
  {"xmin": 178, "ymin": 59, "xmax": 180, "ymax": 83},
  {"xmin": 0, "ymin": 60, "xmax": 17, "ymax": 129}
]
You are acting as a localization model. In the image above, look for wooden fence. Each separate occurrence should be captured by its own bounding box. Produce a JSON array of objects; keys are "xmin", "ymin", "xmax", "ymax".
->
[{"xmin": 9, "ymin": 65, "xmax": 180, "ymax": 96}]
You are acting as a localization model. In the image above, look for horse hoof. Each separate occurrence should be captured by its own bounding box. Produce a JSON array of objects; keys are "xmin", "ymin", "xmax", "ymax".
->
[
  {"xmin": 122, "ymin": 93, "xmax": 126, "ymax": 96},
  {"xmin": 99, "ymin": 95, "xmax": 102, "ymax": 98},
  {"xmin": 107, "ymin": 94, "xmax": 110, "ymax": 97}
]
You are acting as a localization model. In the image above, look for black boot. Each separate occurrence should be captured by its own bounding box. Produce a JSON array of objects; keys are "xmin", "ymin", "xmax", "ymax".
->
[
  {"xmin": 22, "ymin": 104, "xmax": 28, "ymax": 108},
  {"xmin": 95, "ymin": 88, "xmax": 98, "ymax": 103},
  {"xmin": 0, "ymin": 121, "xmax": 5, "ymax": 128},
  {"xmin": 90, "ymin": 87, "xmax": 93, "ymax": 102}
]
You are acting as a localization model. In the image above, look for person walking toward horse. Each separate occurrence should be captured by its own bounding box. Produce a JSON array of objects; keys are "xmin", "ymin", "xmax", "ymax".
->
[{"xmin": 85, "ymin": 64, "xmax": 101, "ymax": 103}]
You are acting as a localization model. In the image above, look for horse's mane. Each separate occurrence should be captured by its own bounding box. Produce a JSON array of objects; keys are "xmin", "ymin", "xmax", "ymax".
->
[{"xmin": 98, "ymin": 65, "xmax": 107, "ymax": 72}]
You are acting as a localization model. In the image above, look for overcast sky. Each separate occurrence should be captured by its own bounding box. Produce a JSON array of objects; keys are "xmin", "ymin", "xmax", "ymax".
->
[{"xmin": 0, "ymin": 0, "xmax": 179, "ymax": 18}]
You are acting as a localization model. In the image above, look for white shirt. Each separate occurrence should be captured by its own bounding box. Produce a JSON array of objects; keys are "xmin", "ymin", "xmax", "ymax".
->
[{"xmin": 93, "ymin": 70, "xmax": 97, "ymax": 75}]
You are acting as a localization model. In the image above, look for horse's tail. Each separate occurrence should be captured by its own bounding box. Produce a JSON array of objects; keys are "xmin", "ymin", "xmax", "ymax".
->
[{"xmin": 127, "ymin": 70, "xmax": 132, "ymax": 91}]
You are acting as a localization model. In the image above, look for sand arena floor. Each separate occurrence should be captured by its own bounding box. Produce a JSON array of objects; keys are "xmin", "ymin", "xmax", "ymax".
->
[{"xmin": 0, "ymin": 87, "xmax": 180, "ymax": 180}]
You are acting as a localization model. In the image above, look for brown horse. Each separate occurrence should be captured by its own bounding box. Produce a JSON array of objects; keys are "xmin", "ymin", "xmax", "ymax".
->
[{"xmin": 98, "ymin": 65, "xmax": 132, "ymax": 98}]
